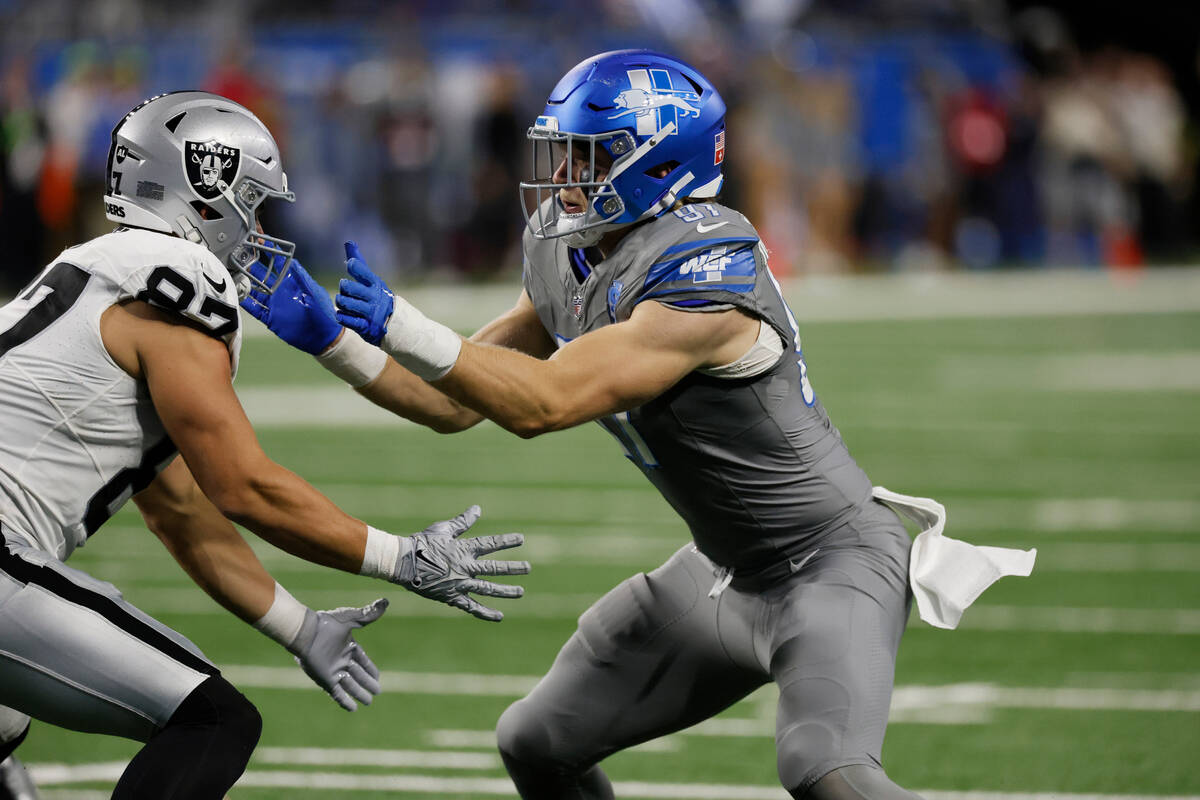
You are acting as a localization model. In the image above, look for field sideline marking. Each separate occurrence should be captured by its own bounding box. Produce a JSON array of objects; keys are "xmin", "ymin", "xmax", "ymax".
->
[
  {"xmin": 254, "ymin": 747, "xmax": 498, "ymax": 769},
  {"xmin": 24, "ymin": 763, "xmax": 1200, "ymax": 799}
]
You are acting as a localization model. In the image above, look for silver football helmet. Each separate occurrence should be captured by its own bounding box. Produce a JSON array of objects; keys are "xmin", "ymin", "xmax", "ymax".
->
[{"xmin": 104, "ymin": 91, "xmax": 295, "ymax": 302}]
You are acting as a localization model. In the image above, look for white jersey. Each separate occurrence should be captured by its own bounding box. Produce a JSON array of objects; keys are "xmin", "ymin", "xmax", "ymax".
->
[{"xmin": 0, "ymin": 229, "xmax": 242, "ymax": 560}]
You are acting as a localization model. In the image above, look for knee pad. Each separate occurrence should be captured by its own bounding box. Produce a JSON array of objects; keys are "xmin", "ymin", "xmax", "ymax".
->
[
  {"xmin": 800, "ymin": 765, "xmax": 923, "ymax": 800},
  {"xmin": 496, "ymin": 699, "xmax": 550, "ymax": 764},
  {"xmin": 168, "ymin": 675, "xmax": 262, "ymax": 760}
]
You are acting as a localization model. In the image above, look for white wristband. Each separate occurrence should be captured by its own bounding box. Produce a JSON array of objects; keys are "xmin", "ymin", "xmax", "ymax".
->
[
  {"xmin": 252, "ymin": 582, "xmax": 309, "ymax": 649},
  {"xmin": 359, "ymin": 525, "xmax": 407, "ymax": 580},
  {"xmin": 316, "ymin": 330, "xmax": 389, "ymax": 388},
  {"xmin": 380, "ymin": 295, "xmax": 462, "ymax": 382}
]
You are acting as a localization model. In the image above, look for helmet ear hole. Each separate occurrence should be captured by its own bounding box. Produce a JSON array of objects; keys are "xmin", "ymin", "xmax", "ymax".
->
[
  {"xmin": 644, "ymin": 161, "xmax": 679, "ymax": 179},
  {"xmin": 189, "ymin": 200, "xmax": 223, "ymax": 220}
]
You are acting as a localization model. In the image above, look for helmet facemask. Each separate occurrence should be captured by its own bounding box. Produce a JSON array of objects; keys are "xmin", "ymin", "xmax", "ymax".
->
[
  {"xmin": 519, "ymin": 51, "xmax": 728, "ymax": 247},
  {"xmin": 520, "ymin": 120, "xmax": 635, "ymax": 248},
  {"xmin": 221, "ymin": 177, "xmax": 297, "ymax": 309}
]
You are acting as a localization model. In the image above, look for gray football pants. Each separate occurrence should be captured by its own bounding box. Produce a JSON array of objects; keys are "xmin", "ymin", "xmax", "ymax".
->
[
  {"xmin": 0, "ymin": 533, "xmax": 215, "ymax": 744},
  {"xmin": 497, "ymin": 508, "xmax": 915, "ymax": 797}
]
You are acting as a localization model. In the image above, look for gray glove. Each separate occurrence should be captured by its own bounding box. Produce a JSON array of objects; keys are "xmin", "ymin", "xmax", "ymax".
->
[
  {"xmin": 395, "ymin": 505, "xmax": 528, "ymax": 622},
  {"xmin": 289, "ymin": 598, "xmax": 387, "ymax": 711}
]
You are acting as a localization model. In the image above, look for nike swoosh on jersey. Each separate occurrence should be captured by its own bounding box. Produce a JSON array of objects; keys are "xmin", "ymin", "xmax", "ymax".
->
[
  {"xmin": 204, "ymin": 273, "xmax": 227, "ymax": 293},
  {"xmin": 696, "ymin": 221, "xmax": 730, "ymax": 233},
  {"xmin": 788, "ymin": 548, "xmax": 820, "ymax": 573}
]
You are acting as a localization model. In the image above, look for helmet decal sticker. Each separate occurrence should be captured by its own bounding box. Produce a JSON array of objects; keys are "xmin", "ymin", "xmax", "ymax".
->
[
  {"xmin": 609, "ymin": 69, "xmax": 700, "ymax": 136},
  {"xmin": 185, "ymin": 140, "xmax": 240, "ymax": 200}
]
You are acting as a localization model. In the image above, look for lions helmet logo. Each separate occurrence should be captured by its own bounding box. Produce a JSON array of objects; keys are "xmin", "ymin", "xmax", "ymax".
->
[
  {"xmin": 184, "ymin": 140, "xmax": 240, "ymax": 200},
  {"xmin": 608, "ymin": 69, "xmax": 701, "ymax": 137}
]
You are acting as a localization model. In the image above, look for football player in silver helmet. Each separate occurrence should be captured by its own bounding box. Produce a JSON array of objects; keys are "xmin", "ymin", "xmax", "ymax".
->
[
  {"xmin": 104, "ymin": 91, "xmax": 297, "ymax": 304},
  {"xmin": 0, "ymin": 91, "xmax": 527, "ymax": 800}
]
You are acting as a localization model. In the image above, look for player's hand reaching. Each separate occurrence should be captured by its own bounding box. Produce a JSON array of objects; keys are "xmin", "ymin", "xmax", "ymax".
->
[
  {"xmin": 335, "ymin": 241, "xmax": 394, "ymax": 346},
  {"xmin": 240, "ymin": 248, "xmax": 343, "ymax": 355},
  {"xmin": 393, "ymin": 505, "xmax": 528, "ymax": 622},
  {"xmin": 335, "ymin": 241, "xmax": 462, "ymax": 380},
  {"xmin": 288, "ymin": 599, "xmax": 387, "ymax": 712}
]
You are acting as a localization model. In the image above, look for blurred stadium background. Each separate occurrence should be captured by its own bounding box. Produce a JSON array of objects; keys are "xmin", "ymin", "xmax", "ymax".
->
[{"xmin": 1, "ymin": 0, "xmax": 1198, "ymax": 798}]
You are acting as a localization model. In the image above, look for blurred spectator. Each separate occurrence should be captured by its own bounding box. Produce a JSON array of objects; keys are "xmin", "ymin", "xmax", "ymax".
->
[
  {"xmin": 0, "ymin": 57, "xmax": 48, "ymax": 293},
  {"xmin": 0, "ymin": 0, "xmax": 1195, "ymax": 284},
  {"xmin": 453, "ymin": 64, "xmax": 525, "ymax": 275}
]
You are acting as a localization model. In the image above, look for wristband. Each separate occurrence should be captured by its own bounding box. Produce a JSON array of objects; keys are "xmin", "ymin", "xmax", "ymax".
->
[
  {"xmin": 379, "ymin": 296, "xmax": 463, "ymax": 382},
  {"xmin": 316, "ymin": 330, "xmax": 389, "ymax": 388},
  {"xmin": 359, "ymin": 525, "xmax": 406, "ymax": 580},
  {"xmin": 252, "ymin": 582, "xmax": 310, "ymax": 649}
]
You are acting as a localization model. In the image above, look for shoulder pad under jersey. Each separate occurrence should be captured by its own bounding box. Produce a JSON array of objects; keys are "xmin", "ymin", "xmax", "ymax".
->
[
  {"xmin": 84, "ymin": 229, "xmax": 242, "ymax": 341},
  {"xmin": 608, "ymin": 203, "xmax": 761, "ymax": 319}
]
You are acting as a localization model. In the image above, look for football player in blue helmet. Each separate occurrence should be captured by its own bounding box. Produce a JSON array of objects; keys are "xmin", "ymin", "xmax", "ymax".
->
[
  {"xmin": 519, "ymin": 49, "xmax": 727, "ymax": 248},
  {"xmin": 246, "ymin": 48, "xmax": 1031, "ymax": 800}
]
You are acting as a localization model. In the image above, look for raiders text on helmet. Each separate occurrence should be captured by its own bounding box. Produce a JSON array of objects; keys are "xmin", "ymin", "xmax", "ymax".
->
[
  {"xmin": 104, "ymin": 91, "xmax": 296, "ymax": 302},
  {"xmin": 520, "ymin": 50, "xmax": 727, "ymax": 248}
]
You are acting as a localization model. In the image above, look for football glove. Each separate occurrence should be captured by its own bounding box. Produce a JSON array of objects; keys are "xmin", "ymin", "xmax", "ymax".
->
[
  {"xmin": 336, "ymin": 241, "xmax": 461, "ymax": 380},
  {"xmin": 240, "ymin": 251, "xmax": 343, "ymax": 355},
  {"xmin": 288, "ymin": 599, "xmax": 387, "ymax": 712},
  {"xmin": 395, "ymin": 505, "xmax": 528, "ymax": 622},
  {"xmin": 335, "ymin": 240, "xmax": 394, "ymax": 346}
]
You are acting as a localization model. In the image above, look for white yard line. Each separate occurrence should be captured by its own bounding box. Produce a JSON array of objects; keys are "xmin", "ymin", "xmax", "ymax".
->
[
  {"xmin": 235, "ymin": 386, "xmax": 419, "ymax": 428},
  {"xmin": 254, "ymin": 747, "xmax": 498, "ymax": 769},
  {"xmin": 425, "ymin": 729, "xmax": 679, "ymax": 753},
  {"xmin": 222, "ymin": 665, "xmax": 540, "ymax": 696},
  {"xmin": 962, "ymin": 606, "xmax": 1200, "ymax": 635},
  {"xmin": 938, "ymin": 351, "xmax": 1200, "ymax": 392},
  {"xmin": 25, "ymin": 763, "xmax": 1200, "ymax": 800}
]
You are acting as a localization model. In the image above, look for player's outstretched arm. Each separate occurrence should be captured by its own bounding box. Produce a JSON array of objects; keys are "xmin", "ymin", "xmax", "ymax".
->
[
  {"xmin": 134, "ymin": 456, "xmax": 385, "ymax": 711},
  {"xmin": 334, "ymin": 244, "xmax": 762, "ymax": 436},
  {"xmin": 239, "ymin": 245, "xmax": 554, "ymax": 434},
  {"xmin": 355, "ymin": 288, "xmax": 555, "ymax": 433},
  {"xmin": 101, "ymin": 300, "xmax": 529, "ymax": 620}
]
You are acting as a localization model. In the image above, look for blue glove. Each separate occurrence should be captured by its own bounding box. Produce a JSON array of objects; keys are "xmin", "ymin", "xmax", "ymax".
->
[
  {"xmin": 240, "ymin": 254, "xmax": 342, "ymax": 355},
  {"xmin": 335, "ymin": 241, "xmax": 394, "ymax": 346}
]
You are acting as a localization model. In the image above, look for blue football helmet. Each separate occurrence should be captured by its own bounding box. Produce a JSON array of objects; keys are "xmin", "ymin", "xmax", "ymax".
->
[{"xmin": 520, "ymin": 49, "xmax": 727, "ymax": 248}]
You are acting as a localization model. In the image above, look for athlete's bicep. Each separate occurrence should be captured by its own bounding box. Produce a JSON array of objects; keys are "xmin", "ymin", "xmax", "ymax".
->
[
  {"xmin": 546, "ymin": 301, "xmax": 756, "ymax": 417},
  {"xmin": 118, "ymin": 303, "xmax": 270, "ymax": 504}
]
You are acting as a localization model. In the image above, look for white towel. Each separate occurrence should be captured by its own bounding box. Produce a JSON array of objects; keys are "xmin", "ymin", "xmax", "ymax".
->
[{"xmin": 873, "ymin": 486, "xmax": 1037, "ymax": 630}]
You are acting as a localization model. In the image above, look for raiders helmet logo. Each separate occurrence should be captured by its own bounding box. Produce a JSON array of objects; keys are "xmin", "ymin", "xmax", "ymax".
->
[{"xmin": 184, "ymin": 140, "xmax": 240, "ymax": 200}]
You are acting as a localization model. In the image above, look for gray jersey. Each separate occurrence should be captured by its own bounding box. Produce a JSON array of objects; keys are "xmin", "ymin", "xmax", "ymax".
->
[{"xmin": 522, "ymin": 202, "xmax": 876, "ymax": 575}]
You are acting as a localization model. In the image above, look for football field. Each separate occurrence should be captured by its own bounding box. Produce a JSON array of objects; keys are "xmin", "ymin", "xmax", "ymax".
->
[{"xmin": 16, "ymin": 270, "xmax": 1200, "ymax": 799}]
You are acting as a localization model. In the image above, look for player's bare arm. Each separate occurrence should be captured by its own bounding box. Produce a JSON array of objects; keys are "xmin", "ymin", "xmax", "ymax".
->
[
  {"xmin": 328, "ymin": 244, "xmax": 762, "ymax": 436},
  {"xmin": 134, "ymin": 455, "xmax": 277, "ymax": 622},
  {"xmin": 102, "ymin": 298, "xmax": 370, "ymax": 573},
  {"xmin": 102, "ymin": 297, "xmax": 528, "ymax": 622},
  {"xmin": 356, "ymin": 290, "xmax": 556, "ymax": 433},
  {"xmin": 437, "ymin": 300, "xmax": 760, "ymax": 436},
  {"xmin": 240, "ymin": 242, "xmax": 557, "ymax": 433},
  {"xmin": 133, "ymin": 454, "xmax": 387, "ymax": 711}
]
